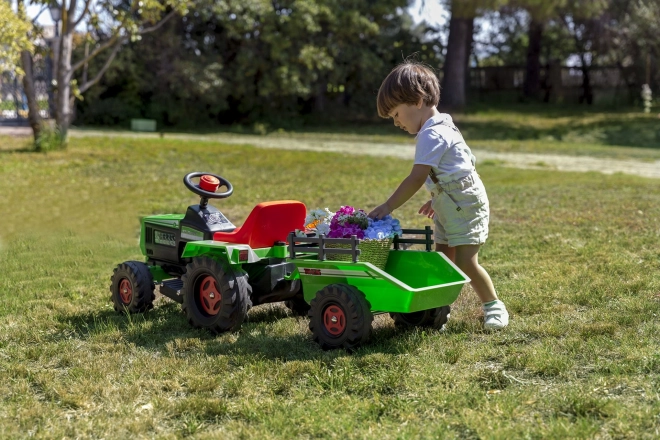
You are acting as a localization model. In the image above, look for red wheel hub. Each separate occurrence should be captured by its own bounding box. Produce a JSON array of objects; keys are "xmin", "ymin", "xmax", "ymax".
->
[
  {"xmin": 199, "ymin": 275, "xmax": 221, "ymax": 315},
  {"xmin": 322, "ymin": 304, "xmax": 346, "ymax": 336},
  {"xmin": 119, "ymin": 278, "xmax": 132, "ymax": 304}
]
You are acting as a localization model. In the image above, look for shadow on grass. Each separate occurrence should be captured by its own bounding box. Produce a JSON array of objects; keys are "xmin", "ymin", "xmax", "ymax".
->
[
  {"xmin": 460, "ymin": 115, "xmax": 660, "ymax": 148},
  {"xmin": 0, "ymin": 145, "xmax": 35, "ymax": 154},
  {"xmin": 75, "ymin": 106, "xmax": 660, "ymax": 149},
  {"xmin": 56, "ymin": 300, "xmax": 460, "ymax": 361}
]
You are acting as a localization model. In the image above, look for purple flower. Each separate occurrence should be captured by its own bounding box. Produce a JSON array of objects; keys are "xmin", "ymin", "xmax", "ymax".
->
[{"xmin": 328, "ymin": 224, "xmax": 365, "ymax": 239}]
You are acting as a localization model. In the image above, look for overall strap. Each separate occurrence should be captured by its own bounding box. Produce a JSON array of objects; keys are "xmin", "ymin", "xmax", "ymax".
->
[
  {"xmin": 433, "ymin": 118, "xmax": 464, "ymax": 137},
  {"xmin": 428, "ymin": 170, "xmax": 440, "ymax": 184}
]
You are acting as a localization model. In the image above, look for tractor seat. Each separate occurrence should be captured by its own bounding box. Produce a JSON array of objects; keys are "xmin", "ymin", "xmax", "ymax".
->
[{"xmin": 213, "ymin": 201, "xmax": 306, "ymax": 249}]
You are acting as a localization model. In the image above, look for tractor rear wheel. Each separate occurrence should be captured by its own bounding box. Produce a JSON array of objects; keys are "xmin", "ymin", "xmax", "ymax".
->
[
  {"xmin": 181, "ymin": 257, "xmax": 251, "ymax": 333},
  {"xmin": 390, "ymin": 306, "xmax": 451, "ymax": 330},
  {"xmin": 308, "ymin": 284, "xmax": 372, "ymax": 351},
  {"xmin": 110, "ymin": 261, "xmax": 155, "ymax": 313}
]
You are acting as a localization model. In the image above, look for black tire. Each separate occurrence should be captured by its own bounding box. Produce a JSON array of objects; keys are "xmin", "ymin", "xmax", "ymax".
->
[
  {"xmin": 308, "ymin": 284, "xmax": 373, "ymax": 351},
  {"xmin": 181, "ymin": 257, "xmax": 251, "ymax": 333},
  {"xmin": 390, "ymin": 305, "xmax": 451, "ymax": 330},
  {"xmin": 285, "ymin": 297, "xmax": 311, "ymax": 317},
  {"xmin": 110, "ymin": 261, "xmax": 155, "ymax": 313}
]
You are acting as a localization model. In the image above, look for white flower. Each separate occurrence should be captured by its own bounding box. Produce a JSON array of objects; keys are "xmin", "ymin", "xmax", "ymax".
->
[
  {"xmin": 305, "ymin": 208, "xmax": 332, "ymax": 228},
  {"xmin": 316, "ymin": 223, "xmax": 330, "ymax": 235}
]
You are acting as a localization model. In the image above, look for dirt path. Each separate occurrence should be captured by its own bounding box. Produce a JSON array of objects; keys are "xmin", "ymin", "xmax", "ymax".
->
[{"xmin": 3, "ymin": 126, "xmax": 659, "ymax": 178}]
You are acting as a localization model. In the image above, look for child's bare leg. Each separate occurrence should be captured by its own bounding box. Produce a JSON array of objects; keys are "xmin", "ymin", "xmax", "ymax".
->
[
  {"xmin": 436, "ymin": 244, "xmax": 495, "ymax": 300},
  {"xmin": 443, "ymin": 244, "xmax": 507, "ymax": 329},
  {"xmin": 435, "ymin": 243, "xmax": 455, "ymax": 262},
  {"xmin": 452, "ymin": 244, "xmax": 497, "ymax": 303}
]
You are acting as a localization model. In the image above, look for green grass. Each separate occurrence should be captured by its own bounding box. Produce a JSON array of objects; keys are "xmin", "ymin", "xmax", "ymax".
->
[
  {"xmin": 75, "ymin": 106, "xmax": 660, "ymax": 161},
  {"xmin": 0, "ymin": 113, "xmax": 659, "ymax": 439}
]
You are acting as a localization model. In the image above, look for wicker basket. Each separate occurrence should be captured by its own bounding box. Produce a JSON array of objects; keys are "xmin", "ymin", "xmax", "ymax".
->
[{"xmin": 326, "ymin": 238, "xmax": 393, "ymax": 270}]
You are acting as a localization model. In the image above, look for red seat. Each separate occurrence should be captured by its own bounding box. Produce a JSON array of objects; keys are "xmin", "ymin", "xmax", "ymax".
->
[{"xmin": 213, "ymin": 201, "xmax": 306, "ymax": 249}]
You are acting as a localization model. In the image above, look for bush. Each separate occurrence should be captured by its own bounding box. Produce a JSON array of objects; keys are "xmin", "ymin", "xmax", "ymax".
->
[
  {"xmin": 76, "ymin": 97, "xmax": 141, "ymax": 127},
  {"xmin": 34, "ymin": 125, "xmax": 65, "ymax": 152}
]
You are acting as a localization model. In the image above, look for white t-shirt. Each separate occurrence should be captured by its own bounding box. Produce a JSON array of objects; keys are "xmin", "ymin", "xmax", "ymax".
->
[{"xmin": 414, "ymin": 113, "xmax": 475, "ymax": 191}]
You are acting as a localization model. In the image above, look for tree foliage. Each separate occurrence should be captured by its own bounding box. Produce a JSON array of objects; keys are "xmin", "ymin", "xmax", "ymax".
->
[
  {"xmin": 40, "ymin": 0, "xmax": 189, "ymax": 142},
  {"xmin": 78, "ymin": 0, "xmax": 439, "ymax": 127},
  {"xmin": 0, "ymin": 1, "xmax": 32, "ymax": 74},
  {"xmin": 70, "ymin": 0, "xmax": 660, "ymax": 125},
  {"xmin": 604, "ymin": 0, "xmax": 660, "ymax": 88}
]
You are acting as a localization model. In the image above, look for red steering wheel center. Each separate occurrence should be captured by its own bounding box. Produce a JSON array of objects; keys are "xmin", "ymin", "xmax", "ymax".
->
[
  {"xmin": 199, "ymin": 175, "xmax": 220, "ymax": 192},
  {"xmin": 199, "ymin": 275, "xmax": 221, "ymax": 315},
  {"xmin": 119, "ymin": 278, "xmax": 132, "ymax": 304},
  {"xmin": 322, "ymin": 304, "xmax": 346, "ymax": 336}
]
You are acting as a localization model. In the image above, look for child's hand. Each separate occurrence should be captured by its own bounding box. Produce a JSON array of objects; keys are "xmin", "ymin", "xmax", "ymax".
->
[
  {"xmin": 368, "ymin": 203, "xmax": 391, "ymax": 220},
  {"xmin": 418, "ymin": 200, "xmax": 434, "ymax": 218}
]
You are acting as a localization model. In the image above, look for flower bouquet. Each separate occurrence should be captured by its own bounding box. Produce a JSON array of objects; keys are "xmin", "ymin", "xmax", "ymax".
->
[{"xmin": 302, "ymin": 206, "xmax": 403, "ymax": 269}]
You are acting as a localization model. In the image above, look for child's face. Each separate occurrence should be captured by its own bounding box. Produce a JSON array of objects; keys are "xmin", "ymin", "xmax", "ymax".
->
[{"xmin": 388, "ymin": 102, "xmax": 424, "ymax": 135}]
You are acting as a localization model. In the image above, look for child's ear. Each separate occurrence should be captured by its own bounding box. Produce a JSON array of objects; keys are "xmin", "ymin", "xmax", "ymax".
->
[{"xmin": 416, "ymin": 99, "xmax": 424, "ymax": 109}]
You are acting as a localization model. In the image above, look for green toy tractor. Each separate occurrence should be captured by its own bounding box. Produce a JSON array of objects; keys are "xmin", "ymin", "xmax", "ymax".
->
[{"xmin": 110, "ymin": 172, "xmax": 470, "ymax": 350}]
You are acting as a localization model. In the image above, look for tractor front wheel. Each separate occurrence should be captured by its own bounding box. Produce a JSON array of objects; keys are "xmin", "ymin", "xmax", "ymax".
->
[
  {"xmin": 308, "ymin": 284, "xmax": 372, "ymax": 351},
  {"xmin": 390, "ymin": 306, "xmax": 451, "ymax": 330},
  {"xmin": 181, "ymin": 257, "xmax": 251, "ymax": 334},
  {"xmin": 110, "ymin": 261, "xmax": 155, "ymax": 313}
]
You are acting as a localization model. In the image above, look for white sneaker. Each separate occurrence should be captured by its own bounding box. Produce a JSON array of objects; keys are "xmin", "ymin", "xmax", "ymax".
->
[{"xmin": 483, "ymin": 300, "xmax": 509, "ymax": 330}]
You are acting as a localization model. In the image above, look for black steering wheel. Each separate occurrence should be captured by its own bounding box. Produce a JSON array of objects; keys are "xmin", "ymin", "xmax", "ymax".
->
[{"xmin": 183, "ymin": 172, "xmax": 233, "ymax": 205}]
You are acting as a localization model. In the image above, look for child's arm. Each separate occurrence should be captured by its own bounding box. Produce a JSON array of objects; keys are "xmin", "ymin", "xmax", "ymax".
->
[{"xmin": 368, "ymin": 164, "xmax": 430, "ymax": 219}]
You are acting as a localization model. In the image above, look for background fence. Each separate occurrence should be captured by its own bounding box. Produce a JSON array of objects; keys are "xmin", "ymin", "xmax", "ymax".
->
[
  {"xmin": 0, "ymin": 56, "xmax": 51, "ymax": 125},
  {"xmin": 468, "ymin": 65, "xmax": 642, "ymax": 105},
  {"xmin": 1, "ymin": 62, "xmax": 646, "ymax": 127}
]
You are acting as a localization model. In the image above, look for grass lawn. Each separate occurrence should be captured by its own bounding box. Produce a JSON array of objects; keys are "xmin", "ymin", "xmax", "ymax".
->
[
  {"xmin": 0, "ymin": 111, "xmax": 659, "ymax": 439},
  {"xmin": 75, "ymin": 107, "xmax": 660, "ymax": 161}
]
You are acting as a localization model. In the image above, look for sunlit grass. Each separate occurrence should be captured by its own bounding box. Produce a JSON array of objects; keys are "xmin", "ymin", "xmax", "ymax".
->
[
  {"xmin": 66, "ymin": 107, "xmax": 660, "ymax": 162},
  {"xmin": 0, "ymin": 125, "xmax": 659, "ymax": 438}
]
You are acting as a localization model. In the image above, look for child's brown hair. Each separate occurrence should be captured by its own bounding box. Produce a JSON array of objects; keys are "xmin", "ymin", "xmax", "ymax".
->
[{"xmin": 376, "ymin": 60, "xmax": 440, "ymax": 118}]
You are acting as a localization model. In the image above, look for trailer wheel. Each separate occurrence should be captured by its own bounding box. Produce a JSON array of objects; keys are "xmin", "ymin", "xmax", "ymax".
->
[
  {"xmin": 181, "ymin": 257, "xmax": 251, "ymax": 333},
  {"xmin": 110, "ymin": 261, "xmax": 155, "ymax": 313},
  {"xmin": 390, "ymin": 305, "xmax": 451, "ymax": 330},
  {"xmin": 308, "ymin": 284, "xmax": 373, "ymax": 351}
]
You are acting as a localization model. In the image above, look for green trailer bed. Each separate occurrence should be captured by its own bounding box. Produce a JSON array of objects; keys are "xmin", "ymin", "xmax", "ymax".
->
[{"xmin": 291, "ymin": 250, "xmax": 470, "ymax": 314}]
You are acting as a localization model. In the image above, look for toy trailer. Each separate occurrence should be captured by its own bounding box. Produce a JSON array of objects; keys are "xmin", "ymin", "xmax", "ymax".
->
[
  {"xmin": 285, "ymin": 231, "xmax": 470, "ymax": 349},
  {"xmin": 109, "ymin": 172, "xmax": 470, "ymax": 351}
]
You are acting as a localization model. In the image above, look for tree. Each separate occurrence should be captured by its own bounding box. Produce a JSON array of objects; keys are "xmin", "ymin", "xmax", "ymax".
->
[
  {"xmin": 440, "ymin": 0, "xmax": 476, "ymax": 109},
  {"xmin": 77, "ymin": 0, "xmax": 433, "ymax": 127},
  {"xmin": 1, "ymin": 1, "xmax": 42, "ymax": 139},
  {"xmin": 441, "ymin": 0, "xmax": 505, "ymax": 110},
  {"xmin": 475, "ymin": 9, "xmax": 528, "ymax": 66},
  {"xmin": 46, "ymin": 0, "xmax": 187, "ymax": 143},
  {"xmin": 558, "ymin": 0, "xmax": 608, "ymax": 104},
  {"xmin": 602, "ymin": 0, "xmax": 660, "ymax": 101},
  {"xmin": 514, "ymin": 0, "xmax": 568, "ymax": 100},
  {"xmin": 0, "ymin": 1, "xmax": 32, "ymax": 73}
]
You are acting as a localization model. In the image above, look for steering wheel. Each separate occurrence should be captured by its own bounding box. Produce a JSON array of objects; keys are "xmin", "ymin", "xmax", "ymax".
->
[{"xmin": 183, "ymin": 172, "xmax": 234, "ymax": 200}]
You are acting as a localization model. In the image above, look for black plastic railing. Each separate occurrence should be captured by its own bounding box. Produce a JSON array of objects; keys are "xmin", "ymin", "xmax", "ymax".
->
[
  {"xmin": 287, "ymin": 232, "xmax": 361, "ymax": 263},
  {"xmin": 393, "ymin": 226, "xmax": 434, "ymax": 251}
]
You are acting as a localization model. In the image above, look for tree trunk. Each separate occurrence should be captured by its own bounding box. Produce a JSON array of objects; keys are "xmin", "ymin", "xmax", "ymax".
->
[
  {"xmin": 315, "ymin": 82, "xmax": 326, "ymax": 112},
  {"xmin": 464, "ymin": 18, "xmax": 475, "ymax": 101},
  {"xmin": 523, "ymin": 18, "xmax": 544, "ymax": 99},
  {"xmin": 441, "ymin": 8, "xmax": 475, "ymax": 110},
  {"xmin": 579, "ymin": 53, "xmax": 593, "ymax": 104},
  {"xmin": 20, "ymin": 50, "xmax": 42, "ymax": 140},
  {"xmin": 55, "ymin": 33, "xmax": 74, "ymax": 140}
]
